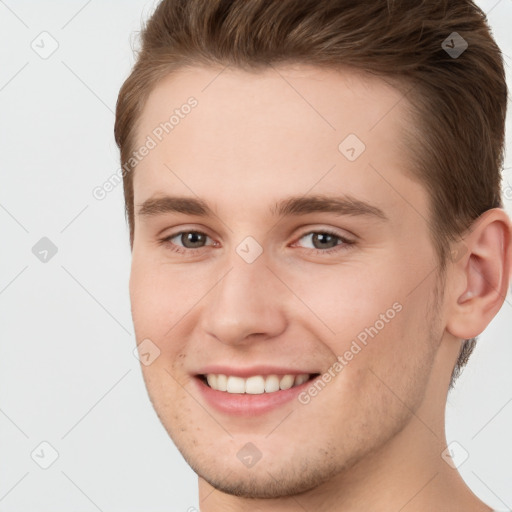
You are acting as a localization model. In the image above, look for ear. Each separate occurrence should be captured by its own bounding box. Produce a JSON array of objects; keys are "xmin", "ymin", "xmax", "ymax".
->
[{"xmin": 446, "ymin": 208, "xmax": 512, "ymax": 340}]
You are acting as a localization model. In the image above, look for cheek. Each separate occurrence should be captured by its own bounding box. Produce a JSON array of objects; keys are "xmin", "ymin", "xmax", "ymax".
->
[
  {"xmin": 130, "ymin": 257, "xmax": 192, "ymax": 409},
  {"xmin": 293, "ymin": 262, "xmax": 438, "ymax": 385},
  {"xmin": 129, "ymin": 253, "xmax": 205, "ymax": 393},
  {"xmin": 279, "ymin": 262, "xmax": 403, "ymax": 343},
  {"xmin": 129, "ymin": 252, "xmax": 191, "ymax": 341},
  {"xmin": 333, "ymin": 290, "xmax": 439, "ymax": 428}
]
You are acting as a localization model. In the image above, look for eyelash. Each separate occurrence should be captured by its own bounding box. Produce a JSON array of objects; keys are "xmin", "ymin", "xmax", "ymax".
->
[{"xmin": 159, "ymin": 229, "xmax": 355, "ymax": 256}]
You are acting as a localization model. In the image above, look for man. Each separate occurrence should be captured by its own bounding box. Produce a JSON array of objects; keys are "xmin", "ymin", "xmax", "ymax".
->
[{"xmin": 114, "ymin": 0, "xmax": 511, "ymax": 510}]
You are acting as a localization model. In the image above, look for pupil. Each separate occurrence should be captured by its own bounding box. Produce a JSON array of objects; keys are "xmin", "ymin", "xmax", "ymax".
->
[
  {"xmin": 183, "ymin": 232, "xmax": 205, "ymax": 248},
  {"xmin": 313, "ymin": 233, "xmax": 337, "ymax": 249}
]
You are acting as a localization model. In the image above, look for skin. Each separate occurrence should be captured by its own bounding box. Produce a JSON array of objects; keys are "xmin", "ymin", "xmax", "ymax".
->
[{"xmin": 128, "ymin": 64, "xmax": 511, "ymax": 511}]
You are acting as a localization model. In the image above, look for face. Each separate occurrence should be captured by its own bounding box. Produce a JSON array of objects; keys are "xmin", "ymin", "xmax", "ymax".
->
[{"xmin": 129, "ymin": 64, "xmax": 445, "ymax": 498}]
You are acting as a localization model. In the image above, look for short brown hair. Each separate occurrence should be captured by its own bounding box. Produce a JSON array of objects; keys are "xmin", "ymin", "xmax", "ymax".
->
[{"xmin": 114, "ymin": 0, "xmax": 508, "ymax": 386}]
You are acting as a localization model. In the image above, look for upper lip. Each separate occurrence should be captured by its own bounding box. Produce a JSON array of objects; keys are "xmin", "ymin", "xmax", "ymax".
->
[{"xmin": 195, "ymin": 365, "xmax": 320, "ymax": 378}]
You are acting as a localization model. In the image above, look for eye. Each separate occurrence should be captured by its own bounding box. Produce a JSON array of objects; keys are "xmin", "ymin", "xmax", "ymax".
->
[
  {"xmin": 294, "ymin": 230, "xmax": 354, "ymax": 254},
  {"xmin": 160, "ymin": 230, "xmax": 216, "ymax": 254},
  {"xmin": 159, "ymin": 228, "xmax": 354, "ymax": 256}
]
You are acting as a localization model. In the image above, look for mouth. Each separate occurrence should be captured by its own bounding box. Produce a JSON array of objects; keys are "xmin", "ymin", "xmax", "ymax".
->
[
  {"xmin": 197, "ymin": 372, "xmax": 321, "ymax": 394},
  {"xmin": 192, "ymin": 366, "xmax": 324, "ymax": 415}
]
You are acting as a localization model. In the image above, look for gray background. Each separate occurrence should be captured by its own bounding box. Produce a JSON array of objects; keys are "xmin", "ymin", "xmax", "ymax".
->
[{"xmin": 0, "ymin": 1, "xmax": 511, "ymax": 510}]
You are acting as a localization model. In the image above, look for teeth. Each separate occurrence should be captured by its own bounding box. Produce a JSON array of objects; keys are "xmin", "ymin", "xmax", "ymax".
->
[
  {"xmin": 206, "ymin": 374, "xmax": 217, "ymax": 389},
  {"xmin": 216, "ymin": 374, "xmax": 227, "ymax": 391},
  {"xmin": 294, "ymin": 374, "xmax": 309, "ymax": 386},
  {"xmin": 246, "ymin": 376, "xmax": 265, "ymax": 394},
  {"xmin": 226, "ymin": 376, "xmax": 245, "ymax": 393},
  {"xmin": 264, "ymin": 375, "xmax": 280, "ymax": 393},
  {"xmin": 204, "ymin": 373, "xmax": 312, "ymax": 394},
  {"xmin": 279, "ymin": 374, "xmax": 294, "ymax": 390}
]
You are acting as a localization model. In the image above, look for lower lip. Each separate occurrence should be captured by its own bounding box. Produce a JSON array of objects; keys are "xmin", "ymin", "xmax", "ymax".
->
[{"xmin": 193, "ymin": 376, "xmax": 317, "ymax": 416}]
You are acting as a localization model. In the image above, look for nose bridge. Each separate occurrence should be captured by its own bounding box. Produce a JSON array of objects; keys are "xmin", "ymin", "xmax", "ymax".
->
[{"xmin": 201, "ymin": 249, "xmax": 287, "ymax": 345}]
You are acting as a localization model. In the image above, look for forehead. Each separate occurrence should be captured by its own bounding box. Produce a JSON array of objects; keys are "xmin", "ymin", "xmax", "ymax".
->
[{"xmin": 132, "ymin": 63, "xmax": 423, "ymax": 217}]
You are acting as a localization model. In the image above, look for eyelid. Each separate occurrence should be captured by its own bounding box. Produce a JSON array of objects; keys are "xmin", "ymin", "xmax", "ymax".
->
[
  {"xmin": 301, "ymin": 225, "xmax": 353, "ymax": 235},
  {"xmin": 293, "ymin": 225, "xmax": 356, "ymax": 243}
]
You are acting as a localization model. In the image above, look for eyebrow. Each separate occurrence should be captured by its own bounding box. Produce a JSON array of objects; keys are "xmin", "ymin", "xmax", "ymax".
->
[{"xmin": 137, "ymin": 194, "xmax": 388, "ymax": 221}]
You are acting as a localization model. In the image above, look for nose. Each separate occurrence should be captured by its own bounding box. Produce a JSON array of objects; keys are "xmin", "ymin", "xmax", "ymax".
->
[{"xmin": 199, "ymin": 254, "xmax": 288, "ymax": 346}]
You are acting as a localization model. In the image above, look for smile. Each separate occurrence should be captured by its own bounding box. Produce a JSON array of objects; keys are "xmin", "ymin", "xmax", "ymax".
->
[
  {"xmin": 200, "ymin": 373, "xmax": 318, "ymax": 394},
  {"xmin": 194, "ymin": 372, "xmax": 322, "ymax": 415}
]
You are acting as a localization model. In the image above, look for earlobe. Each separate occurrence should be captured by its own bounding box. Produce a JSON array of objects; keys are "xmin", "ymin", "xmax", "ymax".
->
[{"xmin": 446, "ymin": 208, "xmax": 512, "ymax": 340}]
